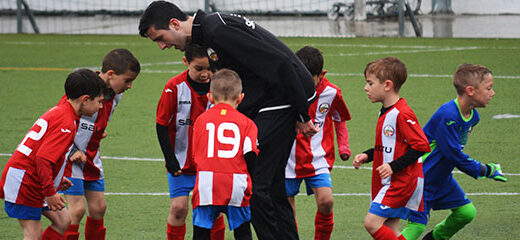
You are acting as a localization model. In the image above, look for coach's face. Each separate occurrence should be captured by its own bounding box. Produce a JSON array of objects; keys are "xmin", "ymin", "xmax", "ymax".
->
[{"xmin": 146, "ymin": 19, "xmax": 189, "ymax": 51}]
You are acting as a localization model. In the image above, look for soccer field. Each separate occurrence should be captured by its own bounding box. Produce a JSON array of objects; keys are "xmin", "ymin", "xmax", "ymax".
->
[{"xmin": 0, "ymin": 34, "xmax": 519, "ymax": 239}]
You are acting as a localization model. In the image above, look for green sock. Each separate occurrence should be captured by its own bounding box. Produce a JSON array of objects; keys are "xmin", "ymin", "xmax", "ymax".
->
[
  {"xmin": 401, "ymin": 221, "xmax": 426, "ymax": 240},
  {"xmin": 433, "ymin": 202, "xmax": 476, "ymax": 239}
]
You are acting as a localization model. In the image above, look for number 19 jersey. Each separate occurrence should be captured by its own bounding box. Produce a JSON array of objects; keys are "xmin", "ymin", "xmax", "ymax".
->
[{"xmin": 191, "ymin": 103, "xmax": 259, "ymax": 208}]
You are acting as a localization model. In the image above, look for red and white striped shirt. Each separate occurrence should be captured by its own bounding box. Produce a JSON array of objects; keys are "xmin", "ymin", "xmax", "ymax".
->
[
  {"xmin": 286, "ymin": 77, "xmax": 351, "ymax": 178},
  {"xmin": 59, "ymin": 93, "xmax": 121, "ymax": 181},
  {"xmin": 371, "ymin": 98, "xmax": 430, "ymax": 211},
  {"xmin": 191, "ymin": 103, "xmax": 259, "ymax": 208},
  {"xmin": 0, "ymin": 102, "xmax": 79, "ymax": 207},
  {"xmin": 156, "ymin": 70, "xmax": 211, "ymax": 175}
]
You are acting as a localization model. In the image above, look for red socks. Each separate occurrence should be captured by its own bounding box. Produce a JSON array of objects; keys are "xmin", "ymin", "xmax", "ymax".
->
[
  {"xmin": 167, "ymin": 223, "xmax": 186, "ymax": 240},
  {"xmin": 315, "ymin": 211, "xmax": 334, "ymax": 240},
  {"xmin": 85, "ymin": 216, "xmax": 106, "ymax": 240},
  {"xmin": 64, "ymin": 224, "xmax": 80, "ymax": 240},
  {"xmin": 371, "ymin": 225, "xmax": 398, "ymax": 240},
  {"xmin": 41, "ymin": 226, "xmax": 64, "ymax": 240},
  {"xmin": 211, "ymin": 215, "xmax": 226, "ymax": 240}
]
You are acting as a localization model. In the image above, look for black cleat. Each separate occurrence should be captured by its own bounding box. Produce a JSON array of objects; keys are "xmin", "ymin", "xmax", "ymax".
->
[{"xmin": 422, "ymin": 231, "xmax": 434, "ymax": 240}]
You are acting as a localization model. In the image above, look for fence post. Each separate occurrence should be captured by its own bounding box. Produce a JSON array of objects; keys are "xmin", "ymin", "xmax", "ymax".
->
[
  {"xmin": 431, "ymin": 0, "xmax": 454, "ymax": 14},
  {"xmin": 16, "ymin": 0, "xmax": 23, "ymax": 33},
  {"xmin": 354, "ymin": 0, "xmax": 366, "ymax": 21},
  {"xmin": 398, "ymin": 0, "xmax": 405, "ymax": 37}
]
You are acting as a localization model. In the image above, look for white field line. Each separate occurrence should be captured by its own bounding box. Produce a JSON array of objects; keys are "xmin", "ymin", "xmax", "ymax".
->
[
  {"xmin": 1, "ymin": 153, "xmax": 519, "ymax": 176},
  {"xmin": 4, "ymin": 41, "xmax": 520, "ymax": 51},
  {"xmin": 325, "ymin": 46, "xmax": 482, "ymax": 57},
  {"xmin": 103, "ymin": 192, "xmax": 519, "ymax": 196}
]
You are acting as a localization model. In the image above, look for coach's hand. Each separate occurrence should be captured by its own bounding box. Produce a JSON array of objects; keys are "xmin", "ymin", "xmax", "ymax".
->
[
  {"xmin": 296, "ymin": 120, "xmax": 319, "ymax": 138},
  {"xmin": 45, "ymin": 193, "xmax": 66, "ymax": 211}
]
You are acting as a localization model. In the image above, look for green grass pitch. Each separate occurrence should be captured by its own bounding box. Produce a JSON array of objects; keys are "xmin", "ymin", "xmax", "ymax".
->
[{"xmin": 0, "ymin": 34, "xmax": 519, "ymax": 239}]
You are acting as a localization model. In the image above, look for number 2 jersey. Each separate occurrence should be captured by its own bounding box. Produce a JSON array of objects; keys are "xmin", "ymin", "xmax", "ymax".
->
[
  {"xmin": 191, "ymin": 103, "xmax": 259, "ymax": 208},
  {"xmin": 372, "ymin": 98, "xmax": 430, "ymax": 211},
  {"xmin": 285, "ymin": 77, "xmax": 351, "ymax": 178},
  {"xmin": 58, "ymin": 91, "xmax": 121, "ymax": 181},
  {"xmin": 0, "ymin": 102, "xmax": 79, "ymax": 207}
]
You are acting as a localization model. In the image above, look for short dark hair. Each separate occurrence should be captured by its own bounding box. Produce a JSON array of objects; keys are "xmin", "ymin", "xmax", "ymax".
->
[
  {"xmin": 453, "ymin": 63, "xmax": 492, "ymax": 95},
  {"xmin": 65, "ymin": 68, "xmax": 106, "ymax": 99},
  {"xmin": 101, "ymin": 48, "xmax": 140, "ymax": 75},
  {"xmin": 295, "ymin": 46, "xmax": 323, "ymax": 76},
  {"xmin": 364, "ymin": 57, "xmax": 407, "ymax": 92},
  {"xmin": 185, "ymin": 43, "xmax": 207, "ymax": 62},
  {"xmin": 210, "ymin": 69, "xmax": 242, "ymax": 101},
  {"xmin": 139, "ymin": 1, "xmax": 188, "ymax": 37}
]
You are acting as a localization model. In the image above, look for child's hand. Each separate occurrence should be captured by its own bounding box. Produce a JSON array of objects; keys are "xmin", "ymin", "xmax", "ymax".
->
[
  {"xmin": 340, "ymin": 153, "xmax": 350, "ymax": 161},
  {"xmin": 353, "ymin": 153, "xmax": 368, "ymax": 169},
  {"xmin": 486, "ymin": 163, "xmax": 508, "ymax": 182},
  {"xmin": 376, "ymin": 163, "xmax": 393, "ymax": 178},
  {"xmin": 59, "ymin": 177, "xmax": 73, "ymax": 191},
  {"xmin": 45, "ymin": 193, "xmax": 66, "ymax": 211},
  {"xmin": 69, "ymin": 151, "xmax": 87, "ymax": 164},
  {"xmin": 101, "ymin": 131, "xmax": 108, "ymax": 139}
]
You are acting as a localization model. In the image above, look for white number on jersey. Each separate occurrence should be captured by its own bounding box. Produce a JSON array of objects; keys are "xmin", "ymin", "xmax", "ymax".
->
[
  {"xmin": 206, "ymin": 122, "xmax": 241, "ymax": 158},
  {"xmin": 17, "ymin": 119, "xmax": 48, "ymax": 156}
]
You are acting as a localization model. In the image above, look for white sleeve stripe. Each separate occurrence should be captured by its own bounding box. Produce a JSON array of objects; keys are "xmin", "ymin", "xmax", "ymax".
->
[{"xmin": 243, "ymin": 137, "xmax": 252, "ymax": 154}]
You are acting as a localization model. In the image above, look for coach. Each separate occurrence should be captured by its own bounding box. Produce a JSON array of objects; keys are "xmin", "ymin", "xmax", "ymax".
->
[{"xmin": 139, "ymin": 2, "xmax": 318, "ymax": 239}]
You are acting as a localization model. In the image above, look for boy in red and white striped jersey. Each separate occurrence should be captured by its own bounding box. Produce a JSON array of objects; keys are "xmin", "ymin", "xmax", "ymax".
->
[
  {"xmin": 59, "ymin": 49, "xmax": 140, "ymax": 240},
  {"xmin": 0, "ymin": 69, "xmax": 105, "ymax": 240},
  {"xmin": 284, "ymin": 46, "xmax": 351, "ymax": 240},
  {"xmin": 353, "ymin": 57, "xmax": 431, "ymax": 240},
  {"xmin": 191, "ymin": 69, "xmax": 259, "ymax": 240},
  {"xmin": 155, "ymin": 44, "xmax": 225, "ymax": 240}
]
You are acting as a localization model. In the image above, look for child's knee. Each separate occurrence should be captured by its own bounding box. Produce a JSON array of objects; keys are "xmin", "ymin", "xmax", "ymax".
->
[
  {"xmin": 170, "ymin": 202, "xmax": 188, "ymax": 217},
  {"xmin": 454, "ymin": 203, "xmax": 476, "ymax": 224},
  {"xmin": 317, "ymin": 197, "xmax": 334, "ymax": 213}
]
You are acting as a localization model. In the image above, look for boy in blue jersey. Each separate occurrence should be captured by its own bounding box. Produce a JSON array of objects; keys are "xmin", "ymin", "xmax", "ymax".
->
[{"xmin": 401, "ymin": 64, "xmax": 507, "ymax": 240}]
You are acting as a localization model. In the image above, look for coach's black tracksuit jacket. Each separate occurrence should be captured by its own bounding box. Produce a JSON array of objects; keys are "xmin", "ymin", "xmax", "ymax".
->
[{"xmin": 191, "ymin": 10, "xmax": 316, "ymax": 122}]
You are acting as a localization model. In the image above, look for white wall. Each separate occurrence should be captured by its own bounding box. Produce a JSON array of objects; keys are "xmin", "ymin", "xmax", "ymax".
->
[{"xmin": 2, "ymin": 0, "xmax": 520, "ymax": 14}]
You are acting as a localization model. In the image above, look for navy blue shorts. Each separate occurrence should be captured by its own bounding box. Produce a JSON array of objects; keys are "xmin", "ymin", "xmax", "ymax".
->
[
  {"xmin": 193, "ymin": 205, "xmax": 250, "ymax": 230},
  {"xmin": 369, "ymin": 202, "xmax": 410, "ymax": 220},
  {"xmin": 4, "ymin": 201, "xmax": 49, "ymax": 220},
  {"xmin": 285, "ymin": 173, "xmax": 332, "ymax": 197},
  {"xmin": 60, "ymin": 177, "xmax": 105, "ymax": 195},
  {"xmin": 408, "ymin": 187, "xmax": 471, "ymax": 225},
  {"xmin": 168, "ymin": 173, "xmax": 196, "ymax": 198}
]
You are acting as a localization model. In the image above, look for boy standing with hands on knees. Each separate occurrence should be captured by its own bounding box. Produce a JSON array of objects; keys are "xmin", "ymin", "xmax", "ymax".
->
[
  {"xmin": 353, "ymin": 57, "xmax": 431, "ymax": 240},
  {"xmin": 0, "ymin": 69, "xmax": 105, "ymax": 240}
]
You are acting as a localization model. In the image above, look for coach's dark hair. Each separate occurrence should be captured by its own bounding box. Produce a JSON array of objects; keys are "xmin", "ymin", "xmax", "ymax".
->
[
  {"xmin": 65, "ymin": 69, "xmax": 106, "ymax": 99},
  {"xmin": 185, "ymin": 43, "xmax": 207, "ymax": 62},
  {"xmin": 101, "ymin": 48, "xmax": 141, "ymax": 75},
  {"xmin": 296, "ymin": 46, "xmax": 323, "ymax": 76},
  {"xmin": 139, "ymin": 1, "xmax": 188, "ymax": 37}
]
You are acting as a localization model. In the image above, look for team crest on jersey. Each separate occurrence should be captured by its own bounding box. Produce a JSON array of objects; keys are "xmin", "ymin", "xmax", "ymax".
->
[
  {"xmin": 383, "ymin": 125, "xmax": 395, "ymax": 136},
  {"xmin": 207, "ymin": 48, "xmax": 219, "ymax": 62},
  {"xmin": 319, "ymin": 103, "xmax": 330, "ymax": 113}
]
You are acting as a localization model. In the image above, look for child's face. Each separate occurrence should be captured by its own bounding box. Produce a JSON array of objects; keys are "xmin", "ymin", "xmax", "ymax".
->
[
  {"xmin": 108, "ymin": 71, "xmax": 138, "ymax": 94},
  {"xmin": 82, "ymin": 95, "xmax": 104, "ymax": 117},
  {"xmin": 186, "ymin": 57, "xmax": 212, "ymax": 84},
  {"xmin": 364, "ymin": 73, "xmax": 386, "ymax": 103},
  {"xmin": 472, "ymin": 74, "xmax": 495, "ymax": 107}
]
